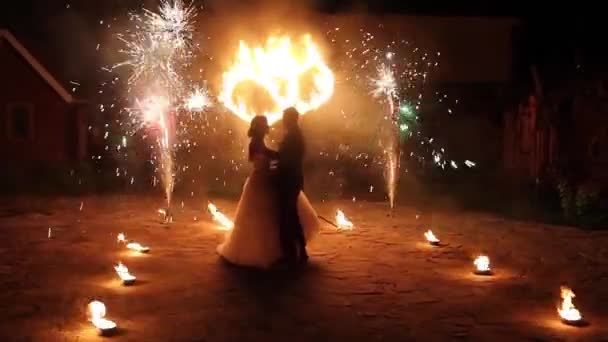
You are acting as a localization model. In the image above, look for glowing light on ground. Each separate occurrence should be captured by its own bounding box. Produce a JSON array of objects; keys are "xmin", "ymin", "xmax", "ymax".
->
[
  {"xmin": 336, "ymin": 210, "xmax": 354, "ymax": 230},
  {"xmin": 558, "ymin": 286, "xmax": 583, "ymax": 324},
  {"xmin": 114, "ymin": 262, "xmax": 136, "ymax": 285},
  {"xmin": 117, "ymin": 233, "xmax": 150, "ymax": 253},
  {"xmin": 424, "ymin": 230, "xmax": 440, "ymax": 245},
  {"xmin": 473, "ymin": 255, "xmax": 492, "ymax": 275},
  {"xmin": 220, "ymin": 34, "xmax": 334, "ymax": 125},
  {"xmin": 207, "ymin": 203, "xmax": 234, "ymax": 230},
  {"xmin": 88, "ymin": 300, "xmax": 117, "ymax": 335}
]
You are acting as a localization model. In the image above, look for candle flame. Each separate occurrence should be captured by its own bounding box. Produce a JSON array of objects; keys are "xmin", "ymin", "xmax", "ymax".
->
[
  {"xmin": 88, "ymin": 300, "xmax": 117, "ymax": 331},
  {"xmin": 207, "ymin": 203, "xmax": 234, "ymax": 230},
  {"xmin": 336, "ymin": 210, "xmax": 354, "ymax": 230},
  {"xmin": 558, "ymin": 286, "xmax": 582, "ymax": 322},
  {"xmin": 220, "ymin": 34, "xmax": 334, "ymax": 125}
]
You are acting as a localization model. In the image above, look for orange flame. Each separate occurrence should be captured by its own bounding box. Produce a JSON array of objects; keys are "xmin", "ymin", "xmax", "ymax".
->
[
  {"xmin": 336, "ymin": 210, "xmax": 354, "ymax": 230},
  {"xmin": 220, "ymin": 35, "xmax": 334, "ymax": 125},
  {"xmin": 114, "ymin": 262, "xmax": 136, "ymax": 284},
  {"xmin": 88, "ymin": 300, "xmax": 116, "ymax": 331},
  {"xmin": 207, "ymin": 203, "xmax": 234, "ymax": 230},
  {"xmin": 424, "ymin": 230, "xmax": 439, "ymax": 244},
  {"xmin": 473, "ymin": 255, "xmax": 491, "ymax": 272},
  {"xmin": 117, "ymin": 233, "xmax": 150, "ymax": 253},
  {"xmin": 558, "ymin": 286, "xmax": 582, "ymax": 322}
]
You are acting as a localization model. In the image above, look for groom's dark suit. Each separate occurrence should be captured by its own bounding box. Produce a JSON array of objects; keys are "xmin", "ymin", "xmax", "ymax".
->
[{"xmin": 277, "ymin": 126, "xmax": 306, "ymax": 262}]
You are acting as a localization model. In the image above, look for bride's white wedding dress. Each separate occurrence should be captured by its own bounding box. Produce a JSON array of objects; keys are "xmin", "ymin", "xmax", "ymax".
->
[{"xmin": 216, "ymin": 152, "xmax": 320, "ymax": 269}]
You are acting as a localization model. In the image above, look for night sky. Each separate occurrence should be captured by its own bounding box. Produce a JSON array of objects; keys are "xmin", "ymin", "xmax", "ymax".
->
[{"xmin": 1, "ymin": 1, "xmax": 605, "ymax": 89}]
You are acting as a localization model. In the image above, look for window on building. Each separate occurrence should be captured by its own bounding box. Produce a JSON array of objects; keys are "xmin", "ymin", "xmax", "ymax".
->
[{"xmin": 7, "ymin": 104, "xmax": 33, "ymax": 140}]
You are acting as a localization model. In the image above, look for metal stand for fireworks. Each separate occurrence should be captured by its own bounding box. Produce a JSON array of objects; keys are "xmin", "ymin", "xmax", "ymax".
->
[
  {"xmin": 160, "ymin": 180, "xmax": 174, "ymax": 224},
  {"xmin": 389, "ymin": 204, "xmax": 396, "ymax": 217},
  {"xmin": 161, "ymin": 207, "xmax": 173, "ymax": 224}
]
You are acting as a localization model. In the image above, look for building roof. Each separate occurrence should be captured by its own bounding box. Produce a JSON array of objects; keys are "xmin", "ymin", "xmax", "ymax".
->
[{"xmin": 0, "ymin": 29, "xmax": 74, "ymax": 103}]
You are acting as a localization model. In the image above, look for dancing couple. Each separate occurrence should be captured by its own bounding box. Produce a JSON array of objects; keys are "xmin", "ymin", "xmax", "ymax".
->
[{"xmin": 217, "ymin": 108, "xmax": 319, "ymax": 269}]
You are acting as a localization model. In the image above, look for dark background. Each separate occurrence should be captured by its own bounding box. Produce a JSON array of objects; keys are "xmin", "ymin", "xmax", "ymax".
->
[{"xmin": 2, "ymin": 0, "xmax": 607, "ymax": 84}]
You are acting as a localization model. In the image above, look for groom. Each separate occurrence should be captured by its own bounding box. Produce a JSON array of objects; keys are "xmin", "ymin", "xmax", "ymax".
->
[{"xmin": 275, "ymin": 107, "xmax": 308, "ymax": 265}]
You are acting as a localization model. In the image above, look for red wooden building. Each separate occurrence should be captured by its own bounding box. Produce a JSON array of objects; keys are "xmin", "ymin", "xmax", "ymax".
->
[
  {"xmin": 0, "ymin": 29, "xmax": 87, "ymax": 164},
  {"xmin": 503, "ymin": 69, "xmax": 608, "ymax": 188}
]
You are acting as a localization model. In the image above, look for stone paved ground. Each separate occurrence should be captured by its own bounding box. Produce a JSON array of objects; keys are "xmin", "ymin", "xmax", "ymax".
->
[{"xmin": 1, "ymin": 195, "xmax": 608, "ymax": 341}]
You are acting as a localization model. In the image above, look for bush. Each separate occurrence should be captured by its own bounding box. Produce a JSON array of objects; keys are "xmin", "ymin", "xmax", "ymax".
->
[
  {"xmin": 557, "ymin": 180, "xmax": 575, "ymax": 222},
  {"xmin": 557, "ymin": 180, "xmax": 607, "ymax": 228}
]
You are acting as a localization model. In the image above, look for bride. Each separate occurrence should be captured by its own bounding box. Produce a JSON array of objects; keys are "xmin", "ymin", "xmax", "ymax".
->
[{"xmin": 217, "ymin": 116, "xmax": 320, "ymax": 269}]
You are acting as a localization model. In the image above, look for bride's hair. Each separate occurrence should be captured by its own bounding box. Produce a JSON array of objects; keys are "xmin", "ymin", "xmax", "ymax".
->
[
  {"xmin": 248, "ymin": 116, "xmax": 269, "ymax": 161},
  {"xmin": 247, "ymin": 116, "xmax": 269, "ymax": 138}
]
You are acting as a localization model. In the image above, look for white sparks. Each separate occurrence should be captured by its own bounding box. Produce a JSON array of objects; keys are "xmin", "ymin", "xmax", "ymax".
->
[
  {"xmin": 134, "ymin": 94, "xmax": 170, "ymax": 125},
  {"xmin": 185, "ymin": 87, "xmax": 210, "ymax": 112},
  {"xmin": 115, "ymin": 0, "xmax": 196, "ymax": 88},
  {"xmin": 370, "ymin": 63, "xmax": 396, "ymax": 100}
]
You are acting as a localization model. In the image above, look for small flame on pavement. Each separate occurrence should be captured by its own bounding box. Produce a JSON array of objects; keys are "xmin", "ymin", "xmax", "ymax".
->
[
  {"xmin": 207, "ymin": 203, "xmax": 234, "ymax": 230},
  {"xmin": 424, "ymin": 230, "xmax": 440, "ymax": 245},
  {"xmin": 117, "ymin": 233, "xmax": 150, "ymax": 253},
  {"xmin": 558, "ymin": 286, "xmax": 583, "ymax": 324},
  {"xmin": 336, "ymin": 210, "xmax": 354, "ymax": 230},
  {"xmin": 88, "ymin": 300, "xmax": 117, "ymax": 334},
  {"xmin": 114, "ymin": 262, "xmax": 136, "ymax": 285},
  {"xmin": 473, "ymin": 255, "xmax": 492, "ymax": 275}
]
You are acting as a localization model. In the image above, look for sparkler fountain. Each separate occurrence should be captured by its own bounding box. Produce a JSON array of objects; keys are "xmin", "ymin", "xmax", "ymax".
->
[
  {"xmin": 327, "ymin": 28, "xmax": 477, "ymax": 211},
  {"xmin": 136, "ymin": 94, "xmax": 175, "ymax": 214},
  {"xmin": 112, "ymin": 0, "xmax": 205, "ymax": 218},
  {"xmin": 327, "ymin": 30, "xmax": 434, "ymax": 210},
  {"xmin": 371, "ymin": 62, "xmax": 400, "ymax": 210}
]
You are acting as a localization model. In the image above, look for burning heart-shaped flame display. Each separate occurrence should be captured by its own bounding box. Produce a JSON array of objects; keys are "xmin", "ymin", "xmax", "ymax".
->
[{"xmin": 220, "ymin": 35, "xmax": 334, "ymax": 125}]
